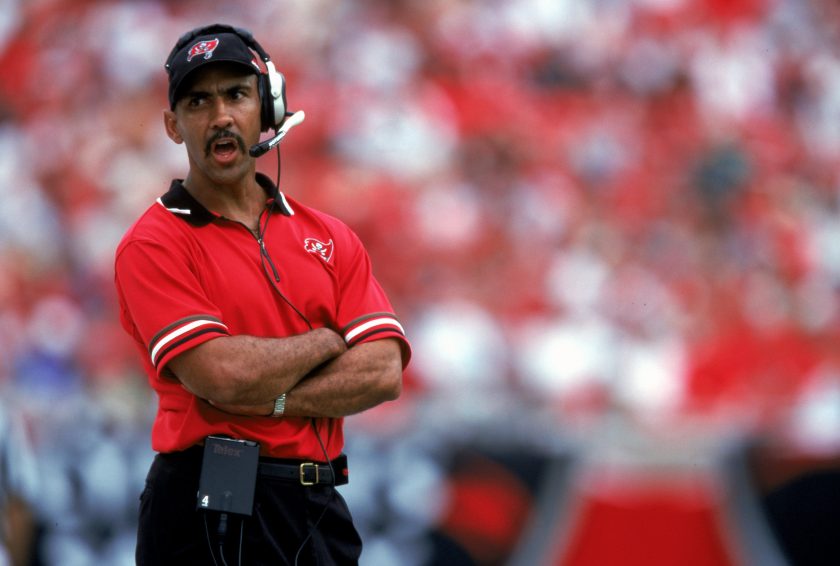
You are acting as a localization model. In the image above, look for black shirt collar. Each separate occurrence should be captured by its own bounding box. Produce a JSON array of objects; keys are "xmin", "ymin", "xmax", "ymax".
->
[{"xmin": 157, "ymin": 173, "xmax": 294, "ymax": 226}]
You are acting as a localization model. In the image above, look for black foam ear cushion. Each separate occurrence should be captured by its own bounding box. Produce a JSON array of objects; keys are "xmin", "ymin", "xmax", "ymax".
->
[{"xmin": 258, "ymin": 73, "xmax": 273, "ymax": 132}]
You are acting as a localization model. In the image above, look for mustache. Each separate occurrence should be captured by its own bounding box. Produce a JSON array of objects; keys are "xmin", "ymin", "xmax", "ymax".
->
[{"xmin": 205, "ymin": 130, "xmax": 246, "ymax": 156}]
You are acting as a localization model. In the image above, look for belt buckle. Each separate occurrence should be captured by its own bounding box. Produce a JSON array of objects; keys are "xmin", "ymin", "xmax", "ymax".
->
[{"xmin": 300, "ymin": 462, "xmax": 319, "ymax": 486}]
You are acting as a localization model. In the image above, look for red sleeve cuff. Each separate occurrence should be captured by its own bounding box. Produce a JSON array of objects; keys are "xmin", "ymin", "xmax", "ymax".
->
[
  {"xmin": 341, "ymin": 313, "xmax": 411, "ymax": 367},
  {"xmin": 149, "ymin": 315, "xmax": 230, "ymax": 370}
]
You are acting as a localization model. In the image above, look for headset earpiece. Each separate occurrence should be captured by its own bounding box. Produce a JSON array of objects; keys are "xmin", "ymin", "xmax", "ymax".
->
[{"xmin": 260, "ymin": 61, "xmax": 287, "ymax": 132}]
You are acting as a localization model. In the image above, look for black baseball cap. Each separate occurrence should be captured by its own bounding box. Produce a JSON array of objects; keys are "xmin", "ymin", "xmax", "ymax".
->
[{"xmin": 166, "ymin": 31, "xmax": 261, "ymax": 109}]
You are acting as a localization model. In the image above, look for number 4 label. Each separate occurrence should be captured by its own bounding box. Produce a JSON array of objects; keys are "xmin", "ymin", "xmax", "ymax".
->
[{"xmin": 200, "ymin": 495, "xmax": 210, "ymax": 508}]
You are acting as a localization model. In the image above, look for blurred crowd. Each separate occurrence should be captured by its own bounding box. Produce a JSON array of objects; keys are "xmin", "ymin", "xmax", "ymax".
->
[{"xmin": 2, "ymin": 0, "xmax": 840, "ymax": 564}]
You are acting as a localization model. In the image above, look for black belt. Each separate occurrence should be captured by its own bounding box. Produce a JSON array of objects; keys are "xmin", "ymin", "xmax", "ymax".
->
[
  {"xmin": 160, "ymin": 446, "xmax": 349, "ymax": 487},
  {"xmin": 258, "ymin": 454, "xmax": 348, "ymax": 486}
]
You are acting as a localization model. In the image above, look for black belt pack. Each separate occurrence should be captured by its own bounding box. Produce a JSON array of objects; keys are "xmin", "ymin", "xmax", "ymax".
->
[{"xmin": 197, "ymin": 436, "xmax": 260, "ymax": 516}]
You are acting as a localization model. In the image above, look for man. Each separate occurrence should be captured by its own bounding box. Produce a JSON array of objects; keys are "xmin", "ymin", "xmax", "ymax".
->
[{"xmin": 114, "ymin": 24, "xmax": 410, "ymax": 565}]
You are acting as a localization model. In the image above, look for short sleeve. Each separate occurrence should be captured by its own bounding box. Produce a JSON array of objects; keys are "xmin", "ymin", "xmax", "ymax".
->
[
  {"xmin": 333, "ymin": 226, "xmax": 411, "ymax": 367},
  {"xmin": 115, "ymin": 238, "xmax": 230, "ymax": 375}
]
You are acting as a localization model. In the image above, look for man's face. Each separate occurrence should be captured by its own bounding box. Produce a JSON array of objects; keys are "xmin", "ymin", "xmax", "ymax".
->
[{"xmin": 164, "ymin": 63, "xmax": 262, "ymax": 188}]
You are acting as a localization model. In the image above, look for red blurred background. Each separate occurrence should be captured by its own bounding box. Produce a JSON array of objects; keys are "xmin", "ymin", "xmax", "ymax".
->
[{"xmin": 2, "ymin": 0, "xmax": 840, "ymax": 564}]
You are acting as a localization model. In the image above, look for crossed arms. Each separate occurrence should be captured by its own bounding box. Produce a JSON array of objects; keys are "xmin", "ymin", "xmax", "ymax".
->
[{"xmin": 167, "ymin": 328, "xmax": 403, "ymax": 418}]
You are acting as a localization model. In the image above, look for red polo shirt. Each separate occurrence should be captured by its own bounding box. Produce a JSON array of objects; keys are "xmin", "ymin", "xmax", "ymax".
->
[{"xmin": 114, "ymin": 173, "xmax": 410, "ymax": 460}]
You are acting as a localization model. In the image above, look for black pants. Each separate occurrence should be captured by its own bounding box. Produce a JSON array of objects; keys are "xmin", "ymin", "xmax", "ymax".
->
[{"xmin": 136, "ymin": 448, "xmax": 362, "ymax": 566}]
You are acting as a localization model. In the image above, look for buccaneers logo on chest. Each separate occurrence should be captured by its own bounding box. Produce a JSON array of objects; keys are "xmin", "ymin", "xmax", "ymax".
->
[{"xmin": 304, "ymin": 238, "xmax": 334, "ymax": 263}]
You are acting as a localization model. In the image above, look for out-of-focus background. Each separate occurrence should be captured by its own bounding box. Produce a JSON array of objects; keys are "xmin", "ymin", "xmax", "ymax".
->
[{"xmin": 2, "ymin": 0, "xmax": 840, "ymax": 565}]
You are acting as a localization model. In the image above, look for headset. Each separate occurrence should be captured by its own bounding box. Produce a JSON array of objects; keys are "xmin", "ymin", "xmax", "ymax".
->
[{"xmin": 165, "ymin": 23, "xmax": 288, "ymax": 133}]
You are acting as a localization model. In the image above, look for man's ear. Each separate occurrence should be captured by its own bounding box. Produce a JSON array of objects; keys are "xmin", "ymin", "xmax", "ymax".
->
[{"xmin": 163, "ymin": 109, "xmax": 183, "ymax": 144}]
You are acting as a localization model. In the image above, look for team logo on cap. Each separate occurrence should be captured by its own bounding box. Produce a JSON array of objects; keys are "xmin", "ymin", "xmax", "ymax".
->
[
  {"xmin": 187, "ymin": 38, "xmax": 220, "ymax": 62},
  {"xmin": 304, "ymin": 238, "xmax": 334, "ymax": 263}
]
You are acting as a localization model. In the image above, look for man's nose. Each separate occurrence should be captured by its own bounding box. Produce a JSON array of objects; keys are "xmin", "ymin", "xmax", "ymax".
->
[{"xmin": 209, "ymin": 98, "xmax": 234, "ymax": 128}]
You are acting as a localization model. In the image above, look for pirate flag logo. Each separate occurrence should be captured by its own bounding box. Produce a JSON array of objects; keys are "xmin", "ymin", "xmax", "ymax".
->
[
  {"xmin": 304, "ymin": 238, "xmax": 334, "ymax": 263},
  {"xmin": 187, "ymin": 38, "xmax": 220, "ymax": 62}
]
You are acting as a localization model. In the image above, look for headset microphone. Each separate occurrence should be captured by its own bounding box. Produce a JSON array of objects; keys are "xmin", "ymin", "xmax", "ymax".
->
[{"xmin": 249, "ymin": 110, "xmax": 306, "ymax": 158}]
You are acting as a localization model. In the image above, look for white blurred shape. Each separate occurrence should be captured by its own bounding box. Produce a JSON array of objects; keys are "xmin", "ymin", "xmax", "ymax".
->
[
  {"xmin": 689, "ymin": 27, "xmax": 776, "ymax": 122},
  {"xmin": 335, "ymin": 93, "xmax": 457, "ymax": 181},
  {"xmin": 514, "ymin": 316, "xmax": 614, "ymax": 397},
  {"xmin": 78, "ymin": 440, "xmax": 131, "ymax": 519},
  {"xmin": 545, "ymin": 248, "xmax": 609, "ymax": 314},
  {"xmin": 613, "ymin": 337, "xmax": 686, "ymax": 417},
  {"xmin": 788, "ymin": 370, "xmax": 840, "ymax": 453},
  {"xmin": 331, "ymin": 26, "xmax": 421, "ymax": 91},
  {"xmin": 87, "ymin": 2, "xmax": 171, "ymax": 91},
  {"xmin": 411, "ymin": 300, "xmax": 508, "ymax": 391}
]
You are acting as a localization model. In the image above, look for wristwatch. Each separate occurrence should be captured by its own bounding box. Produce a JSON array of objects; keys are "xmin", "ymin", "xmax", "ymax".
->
[{"xmin": 271, "ymin": 393, "xmax": 287, "ymax": 417}]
